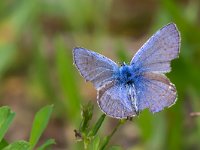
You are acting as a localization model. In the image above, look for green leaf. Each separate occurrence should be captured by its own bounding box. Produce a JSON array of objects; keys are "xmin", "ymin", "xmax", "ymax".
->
[
  {"xmin": 0, "ymin": 139, "xmax": 9, "ymax": 149},
  {"xmin": 0, "ymin": 106, "xmax": 15, "ymax": 142},
  {"xmin": 29, "ymin": 105, "xmax": 54, "ymax": 149},
  {"xmin": 88, "ymin": 114, "xmax": 106, "ymax": 137},
  {"xmin": 37, "ymin": 139, "xmax": 55, "ymax": 150},
  {"xmin": 92, "ymin": 136, "xmax": 100, "ymax": 150},
  {"xmin": 2, "ymin": 141, "xmax": 30, "ymax": 150}
]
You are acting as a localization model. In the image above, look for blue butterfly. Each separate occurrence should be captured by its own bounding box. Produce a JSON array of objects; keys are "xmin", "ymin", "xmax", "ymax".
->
[{"xmin": 73, "ymin": 23, "xmax": 180, "ymax": 119}]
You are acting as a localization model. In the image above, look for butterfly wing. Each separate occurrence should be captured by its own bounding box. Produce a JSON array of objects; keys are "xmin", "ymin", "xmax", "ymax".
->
[
  {"xmin": 73, "ymin": 47, "xmax": 118, "ymax": 89},
  {"xmin": 97, "ymin": 81, "xmax": 137, "ymax": 119},
  {"xmin": 130, "ymin": 23, "xmax": 180, "ymax": 73},
  {"xmin": 134, "ymin": 72, "xmax": 177, "ymax": 112}
]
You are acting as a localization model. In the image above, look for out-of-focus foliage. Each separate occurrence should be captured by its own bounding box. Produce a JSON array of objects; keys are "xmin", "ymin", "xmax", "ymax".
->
[
  {"xmin": 0, "ymin": 0, "xmax": 200, "ymax": 149},
  {"xmin": 0, "ymin": 105, "xmax": 54, "ymax": 149},
  {"xmin": 2, "ymin": 141, "xmax": 30, "ymax": 150}
]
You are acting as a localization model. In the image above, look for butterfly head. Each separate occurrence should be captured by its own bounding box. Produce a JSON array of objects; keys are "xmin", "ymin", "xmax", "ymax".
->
[{"xmin": 121, "ymin": 62, "xmax": 126, "ymax": 66}]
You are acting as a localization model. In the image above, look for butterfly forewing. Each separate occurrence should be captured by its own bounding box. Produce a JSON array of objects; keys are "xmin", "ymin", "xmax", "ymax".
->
[
  {"xmin": 73, "ymin": 47, "xmax": 118, "ymax": 89},
  {"xmin": 131, "ymin": 23, "xmax": 180, "ymax": 73}
]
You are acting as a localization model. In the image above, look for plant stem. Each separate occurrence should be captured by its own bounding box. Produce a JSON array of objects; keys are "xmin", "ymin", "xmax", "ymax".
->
[
  {"xmin": 109, "ymin": 119, "xmax": 124, "ymax": 138},
  {"xmin": 100, "ymin": 119, "xmax": 126, "ymax": 150}
]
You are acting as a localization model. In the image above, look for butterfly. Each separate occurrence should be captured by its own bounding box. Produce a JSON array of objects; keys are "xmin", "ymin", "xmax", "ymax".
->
[{"xmin": 73, "ymin": 23, "xmax": 180, "ymax": 119}]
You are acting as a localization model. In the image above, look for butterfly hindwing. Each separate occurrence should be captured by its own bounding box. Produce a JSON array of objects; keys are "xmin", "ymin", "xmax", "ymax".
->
[
  {"xmin": 131, "ymin": 23, "xmax": 180, "ymax": 73},
  {"xmin": 135, "ymin": 72, "xmax": 177, "ymax": 112},
  {"xmin": 73, "ymin": 47, "xmax": 118, "ymax": 89},
  {"xmin": 97, "ymin": 81, "xmax": 137, "ymax": 119}
]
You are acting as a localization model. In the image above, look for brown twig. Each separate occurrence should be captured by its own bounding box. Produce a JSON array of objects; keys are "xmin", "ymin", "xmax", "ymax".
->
[{"xmin": 190, "ymin": 112, "xmax": 200, "ymax": 117}]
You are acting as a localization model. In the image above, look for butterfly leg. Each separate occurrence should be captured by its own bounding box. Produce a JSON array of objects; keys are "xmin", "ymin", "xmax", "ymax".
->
[{"xmin": 126, "ymin": 116, "xmax": 133, "ymax": 121}]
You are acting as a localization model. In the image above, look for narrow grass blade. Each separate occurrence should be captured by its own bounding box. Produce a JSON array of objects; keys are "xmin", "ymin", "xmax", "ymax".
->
[
  {"xmin": 0, "ymin": 106, "xmax": 15, "ymax": 142},
  {"xmin": 37, "ymin": 139, "xmax": 55, "ymax": 150},
  {"xmin": 0, "ymin": 44, "xmax": 16, "ymax": 79},
  {"xmin": 88, "ymin": 114, "xmax": 106, "ymax": 137},
  {"xmin": 54, "ymin": 37, "xmax": 81, "ymax": 121},
  {"xmin": 33, "ymin": 46, "xmax": 58, "ymax": 103},
  {"xmin": 92, "ymin": 136, "xmax": 100, "ymax": 150}
]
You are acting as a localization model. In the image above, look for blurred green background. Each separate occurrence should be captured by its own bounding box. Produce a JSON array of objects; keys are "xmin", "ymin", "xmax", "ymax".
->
[{"xmin": 0, "ymin": 0, "xmax": 200, "ymax": 149}]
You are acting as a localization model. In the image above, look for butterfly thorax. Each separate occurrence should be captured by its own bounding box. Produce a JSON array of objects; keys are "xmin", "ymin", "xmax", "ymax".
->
[{"xmin": 117, "ymin": 64, "xmax": 135, "ymax": 85}]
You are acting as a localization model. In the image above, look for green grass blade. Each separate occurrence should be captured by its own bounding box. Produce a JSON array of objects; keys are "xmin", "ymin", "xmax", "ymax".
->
[
  {"xmin": 0, "ymin": 106, "xmax": 15, "ymax": 142},
  {"xmin": 99, "ymin": 136, "xmax": 109, "ymax": 150},
  {"xmin": 88, "ymin": 114, "xmax": 106, "ymax": 137},
  {"xmin": 37, "ymin": 139, "xmax": 55, "ymax": 150},
  {"xmin": 29, "ymin": 105, "xmax": 54, "ymax": 149},
  {"xmin": 0, "ymin": 44, "xmax": 16, "ymax": 79},
  {"xmin": 2, "ymin": 141, "xmax": 30, "ymax": 150},
  {"xmin": 34, "ymin": 46, "xmax": 58, "ymax": 103},
  {"xmin": 54, "ymin": 37, "xmax": 81, "ymax": 121},
  {"xmin": 92, "ymin": 136, "xmax": 100, "ymax": 150}
]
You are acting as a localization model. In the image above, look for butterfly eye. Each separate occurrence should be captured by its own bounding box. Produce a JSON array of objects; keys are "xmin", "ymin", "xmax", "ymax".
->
[{"xmin": 121, "ymin": 62, "xmax": 126, "ymax": 66}]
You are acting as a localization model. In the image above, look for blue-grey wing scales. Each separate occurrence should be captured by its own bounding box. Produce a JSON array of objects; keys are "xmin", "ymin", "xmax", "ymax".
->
[
  {"xmin": 73, "ymin": 23, "xmax": 180, "ymax": 117},
  {"xmin": 97, "ymin": 81, "xmax": 137, "ymax": 118},
  {"xmin": 131, "ymin": 23, "xmax": 180, "ymax": 113},
  {"xmin": 73, "ymin": 47, "xmax": 118, "ymax": 89},
  {"xmin": 131, "ymin": 23, "xmax": 180, "ymax": 73},
  {"xmin": 135, "ymin": 73, "xmax": 177, "ymax": 112}
]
